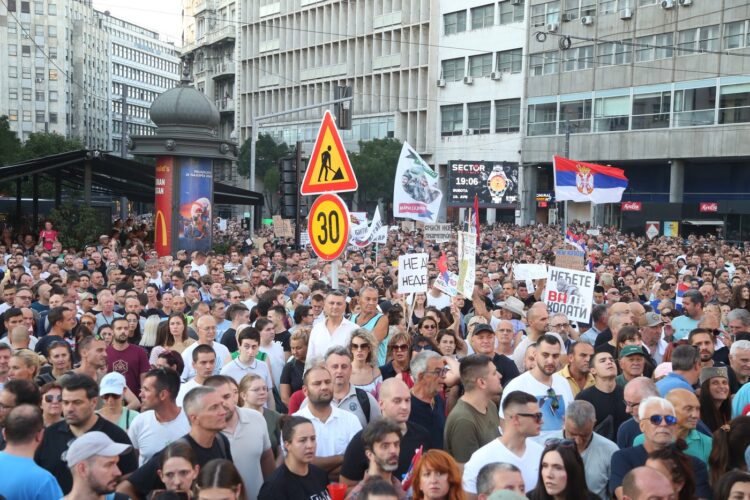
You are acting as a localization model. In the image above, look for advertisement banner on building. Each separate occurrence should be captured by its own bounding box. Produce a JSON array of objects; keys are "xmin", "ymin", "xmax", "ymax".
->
[
  {"xmin": 178, "ymin": 158, "xmax": 213, "ymax": 253},
  {"xmin": 700, "ymin": 202, "xmax": 718, "ymax": 213},
  {"xmin": 154, "ymin": 156, "xmax": 174, "ymax": 256},
  {"xmin": 544, "ymin": 266, "xmax": 596, "ymax": 323},
  {"xmin": 448, "ymin": 161, "xmax": 519, "ymax": 207}
]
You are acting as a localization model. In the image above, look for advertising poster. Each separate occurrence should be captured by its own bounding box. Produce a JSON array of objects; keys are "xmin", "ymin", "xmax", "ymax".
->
[
  {"xmin": 154, "ymin": 156, "xmax": 173, "ymax": 256},
  {"xmin": 544, "ymin": 266, "xmax": 596, "ymax": 323},
  {"xmin": 448, "ymin": 161, "xmax": 519, "ymax": 207},
  {"xmin": 178, "ymin": 158, "xmax": 213, "ymax": 253}
]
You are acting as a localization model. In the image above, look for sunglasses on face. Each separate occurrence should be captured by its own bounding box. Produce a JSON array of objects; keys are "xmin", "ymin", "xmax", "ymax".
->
[
  {"xmin": 412, "ymin": 344, "xmax": 433, "ymax": 352},
  {"xmin": 351, "ymin": 343, "xmax": 370, "ymax": 351},
  {"xmin": 44, "ymin": 394, "xmax": 62, "ymax": 403},
  {"xmin": 648, "ymin": 414, "xmax": 677, "ymax": 426},
  {"xmin": 516, "ymin": 412, "xmax": 543, "ymax": 423},
  {"xmin": 544, "ymin": 438, "xmax": 576, "ymax": 449},
  {"xmin": 391, "ymin": 344, "xmax": 409, "ymax": 352}
]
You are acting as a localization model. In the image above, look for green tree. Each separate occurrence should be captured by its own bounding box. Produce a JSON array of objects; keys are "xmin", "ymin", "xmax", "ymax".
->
[
  {"xmin": 19, "ymin": 132, "xmax": 83, "ymax": 161},
  {"xmin": 0, "ymin": 116, "xmax": 22, "ymax": 166},
  {"xmin": 48, "ymin": 202, "xmax": 105, "ymax": 249},
  {"xmin": 350, "ymin": 138, "xmax": 402, "ymax": 211},
  {"xmin": 263, "ymin": 167, "xmax": 280, "ymax": 214},
  {"xmin": 237, "ymin": 133, "xmax": 291, "ymax": 178}
]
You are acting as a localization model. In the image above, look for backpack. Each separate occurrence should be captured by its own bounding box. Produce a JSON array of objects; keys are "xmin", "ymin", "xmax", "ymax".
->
[{"xmin": 355, "ymin": 388, "xmax": 371, "ymax": 424}]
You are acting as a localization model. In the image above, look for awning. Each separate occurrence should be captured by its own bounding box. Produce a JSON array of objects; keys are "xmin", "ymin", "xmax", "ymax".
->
[
  {"xmin": 682, "ymin": 220, "xmax": 724, "ymax": 226},
  {"xmin": 0, "ymin": 150, "xmax": 263, "ymax": 206}
]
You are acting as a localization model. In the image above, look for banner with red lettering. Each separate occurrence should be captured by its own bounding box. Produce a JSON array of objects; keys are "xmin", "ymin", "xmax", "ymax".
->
[
  {"xmin": 543, "ymin": 266, "xmax": 596, "ymax": 323},
  {"xmin": 154, "ymin": 156, "xmax": 174, "ymax": 256}
]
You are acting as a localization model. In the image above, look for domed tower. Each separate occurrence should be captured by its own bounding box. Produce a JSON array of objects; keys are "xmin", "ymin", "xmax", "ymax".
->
[{"xmin": 129, "ymin": 65, "xmax": 238, "ymax": 256}]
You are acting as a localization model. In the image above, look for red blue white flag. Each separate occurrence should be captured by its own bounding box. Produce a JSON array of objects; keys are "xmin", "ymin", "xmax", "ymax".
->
[{"xmin": 553, "ymin": 156, "xmax": 628, "ymax": 204}]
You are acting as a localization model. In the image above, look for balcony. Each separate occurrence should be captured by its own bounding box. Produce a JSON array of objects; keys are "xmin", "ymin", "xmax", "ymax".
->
[
  {"xmin": 216, "ymin": 98, "xmax": 235, "ymax": 113},
  {"xmin": 206, "ymin": 24, "xmax": 235, "ymax": 45},
  {"xmin": 212, "ymin": 61, "xmax": 235, "ymax": 79}
]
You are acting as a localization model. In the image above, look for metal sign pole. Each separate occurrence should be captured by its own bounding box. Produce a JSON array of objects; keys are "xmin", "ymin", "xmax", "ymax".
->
[{"xmin": 331, "ymin": 259, "xmax": 339, "ymax": 290}]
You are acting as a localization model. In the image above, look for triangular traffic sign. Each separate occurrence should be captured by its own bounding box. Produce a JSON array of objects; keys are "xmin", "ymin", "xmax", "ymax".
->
[{"xmin": 300, "ymin": 110, "xmax": 358, "ymax": 195}]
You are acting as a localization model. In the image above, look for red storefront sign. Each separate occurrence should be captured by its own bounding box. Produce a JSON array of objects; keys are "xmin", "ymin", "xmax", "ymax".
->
[
  {"xmin": 699, "ymin": 202, "xmax": 718, "ymax": 213},
  {"xmin": 154, "ymin": 156, "xmax": 174, "ymax": 256},
  {"xmin": 621, "ymin": 201, "xmax": 642, "ymax": 212}
]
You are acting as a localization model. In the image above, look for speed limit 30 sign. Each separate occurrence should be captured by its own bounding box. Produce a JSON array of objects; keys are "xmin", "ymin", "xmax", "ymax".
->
[{"xmin": 308, "ymin": 193, "xmax": 350, "ymax": 261}]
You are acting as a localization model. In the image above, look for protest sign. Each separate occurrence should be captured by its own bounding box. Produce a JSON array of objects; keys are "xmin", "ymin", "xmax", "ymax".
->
[
  {"xmin": 457, "ymin": 231, "xmax": 476, "ymax": 297},
  {"xmin": 544, "ymin": 266, "xmax": 595, "ymax": 323},
  {"xmin": 398, "ymin": 253, "xmax": 428, "ymax": 294},
  {"xmin": 252, "ymin": 237, "xmax": 267, "ymax": 254},
  {"xmin": 554, "ymin": 249, "xmax": 585, "ymax": 271},
  {"xmin": 424, "ymin": 223, "xmax": 452, "ymax": 244},
  {"xmin": 401, "ymin": 221, "xmax": 416, "ymax": 232},
  {"xmin": 272, "ymin": 216, "xmax": 293, "ymax": 238},
  {"xmin": 434, "ymin": 272, "xmax": 459, "ymax": 297},
  {"xmin": 513, "ymin": 264, "xmax": 548, "ymax": 281}
]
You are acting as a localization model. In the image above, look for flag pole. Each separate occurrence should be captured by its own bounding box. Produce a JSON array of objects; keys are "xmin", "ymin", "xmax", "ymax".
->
[{"xmin": 563, "ymin": 119, "xmax": 570, "ymax": 235}]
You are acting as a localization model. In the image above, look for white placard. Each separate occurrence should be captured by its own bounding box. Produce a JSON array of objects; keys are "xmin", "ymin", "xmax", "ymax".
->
[
  {"xmin": 543, "ymin": 266, "xmax": 596, "ymax": 323},
  {"xmin": 457, "ymin": 231, "xmax": 476, "ymax": 297},
  {"xmin": 434, "ymin": 271, "xmax": 459, "ymax": 297},
  {"xmin": 513, "ymin": 264, "xmax": 548, "ymax": 281},
  {"xmin": 424, "ymin": 223, "xmax": 452, "ymax": 243},
  {"xmin": 398, "ymin": 253, "xmax": 428, "ymax": 294}
]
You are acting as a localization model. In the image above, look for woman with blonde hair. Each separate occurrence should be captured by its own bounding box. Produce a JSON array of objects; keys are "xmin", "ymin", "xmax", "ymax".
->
[
  {"xmin": 239, "ymin": 373, "xmax": 282, "ymax": 460},
  {"xmin": 380, "ymin": 331, "xmax": 414, "ymax": 387},
  {"xmin": 138, "ymin": 314, "xmax": 161, "ymax": 355},
  {"xmin": 8, "ymin": 349, "xmax": 40, "ymax": 382},
  {"xmin": 348, "ymin": 328, "xmax": 382, "ymax": 396},
  {"xmin": 412, "ymin": 449, "xmax": 465, "ymax": 500}
]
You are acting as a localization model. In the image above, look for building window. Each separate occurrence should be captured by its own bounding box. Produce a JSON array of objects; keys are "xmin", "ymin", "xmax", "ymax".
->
[
  {"xmin": 441, "ymin": 104, "xmax": 464, "ymax": 136},
  {"xmin": 9, "ymin": 89, "xmax": 18, "ymax": 100},
  {"xmin": 49, "ymin": 90, "xmax": 58, "ymax": 101},
  {"xmin": 560, "ymin": 99, "xmax": 592, "ymax": 133},
  {"xmin": 723, "ymin": 21, "xmax": 748, "ymax": 50},
  {"xmin": 8, "ymin": 110, "xmax": 18, "ymax": 121},
  {"xmin": 673, "ymin": 86, "xmax": 716, "ymax": 127},
  {"xmin": 34, "ymin": 1, "xmax": 43, "ymax": 14},
  {"xmin": 23, "ymin": 110, "xmax": 31, "ymax": 122},
  {"xmin": 9, "ymin": 66, "xmax": 18, "ymax": 78},
  {"xmin": 467, "ymin": 101, "xmax": 491, "ymax": 133},
  {"xmin": 48, "ymin": 2, "xmax": 56, "ymax": 15},
  {"xmin": 531, "ymin": 1, "xmax": 560, "ymax": 27},
  {"xmin": 34, "ymin": 25, "xmax": 44, "ymax": 36},
  {"xmin": 49, "ymin": 113, "xmax": 58, "ymax": 124},
  {"xmin": 599, "ymin": 0, "xmax": 617, "ymax": 14},
  {"xmin": 499, "ymin": 0, "xmax": 524, "ymax": 24},
  {"xmin": 21, "ymin": 1, "xmax": 29, "ymax": 13},
  {"xmin": 677, "ymin": 25, "xmax": 719, "ymax": 56},
  {"xmin": 441, "ymin": 57, "xmax": 465, "ymax": 82},
  {"xmin": 49, "ymin": 47, "xmax": 57, "ymax": 59},
  {"xmin": 562, "ymin": 45, "xmax": 594, "ymax": 71},
  {"xmin": 530, "ymin": 51, "xmax": 559, "ymax": 76},
  {"xmin": 48, "ymin": 25, "xmax": 57, "ymax": 37},
  {"xmin": 35, "ymin": 111, "xmax": 45, "ymax": 123},
  {"xmin": 21, "ymin": 45, "xmax": 30, "ymax": 57},
  {"xmin": 35, "ymin": 91, "xmax": 44, "ymax": 101},
  {"xmin": 497, "ymin": 49, "xmax": 523, "ymax": 74},
  {"xmin": 444, "ymin": 10, "xmax": 467, "ymax": 35},
  {"xmin": 598, "ymin": 40, "xmax": 632, "ymax": 65},
  {"xmin": 636, "ymin": 33, "xmax": 673, "ymax": 62},
  {"xmin": 528, "ymin": 103, "xmax": 558, "ymax": 136},
  {"xmin": 594, "ymin": 95, "xmax": 630, "ymax": 132},
  {"xmin": 637, "ymin": 0, "xmax": 657, "ymax": 5},
  {"xmin": 469, "ymin": 53, "xmax": 493, "ymax": 77},
  {"xmin": 496, "ymin": 99, "xmax": 521, "ymax": 132},
  {"xmin": 7, "ymin": 0, "xmax": 16, "ymax": 11},
  {"xmin": 9, "ymin": 45, "xmax": 17, "ymax": 56},
  {"xmin": 22, "ymin": 88, "xmax": 31, "ymax": 100},
  {"xmin": 632, "ymin": 91, "xmax": 671, "ymax": 129},
  {"xmin": 719, "ymin": 83, "xmax": 750, "ymax": 124},
  {"xmin": 471, "ymin": 4, "xmax": 495, "ymax": 29}
]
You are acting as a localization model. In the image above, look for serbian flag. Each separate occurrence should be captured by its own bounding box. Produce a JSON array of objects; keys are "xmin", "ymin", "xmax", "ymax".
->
[
  {"xmin": 565, "ymin": 229, "xmax": 585, "ymax": 252},
  {"xmin": 553, "ymin": 156, "xmax": 628, "ymax": 204}
]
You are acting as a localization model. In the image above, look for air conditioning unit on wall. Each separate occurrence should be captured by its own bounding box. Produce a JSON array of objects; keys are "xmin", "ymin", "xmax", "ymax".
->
[
  {"xmin": 661, "ymin": 0, "xmax": 675, "ymax": 9},
  {"xmin": 581, "ymin": 16, "xmax": 594, "ymax": 25}
]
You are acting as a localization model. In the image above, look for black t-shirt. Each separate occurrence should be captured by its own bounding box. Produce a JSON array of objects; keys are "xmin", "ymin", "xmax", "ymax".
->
[
  {"xmin": 280, "ymin": 358, "xmax": 305, "ymax": 393},
  {"xmin": 258, "ymin": 463, "xmax": 329, "ymax": 500},
  {"xmin": 274, "ymin": 330, "xmax": 291, "ymax": 352},
  {"xmin": 408, "ymin": 394, "xmax": 446, "ymax": 449},
  {"xmin": 221, "ymin": 328, "xmax": 238, "ymax": 353},
  {"xmin": 576, "ymin": 384, "xmax": 629, "ymax": 441},
  {"xmin": 35, "ymin": 416, "xmax": 138, "ymax": 494},
  {"xmin": 340, "ymin": 421, "xmax": 431, "ymax": 483},
  {"xmin": 127, "ymin": 433, "xmax": 233, "ymax": 497},
  {"xmin": 594, "ymin": 328, "xmax": 613, "ymax": 347}
]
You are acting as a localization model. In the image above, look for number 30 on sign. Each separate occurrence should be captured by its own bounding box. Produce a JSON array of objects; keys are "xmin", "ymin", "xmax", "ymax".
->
[{"xmin": 308, "ymin": 193, "xmax": 350, "ymax": 261}]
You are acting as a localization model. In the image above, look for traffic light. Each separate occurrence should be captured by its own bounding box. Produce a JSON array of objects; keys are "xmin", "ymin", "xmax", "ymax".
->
[
  {"xmin": 279, "ymin": 156, "xmax": 297, "ymax": 219},
  {"xmin": 334, "ymin": 85, "xmax": 352, "ymax": 130}
]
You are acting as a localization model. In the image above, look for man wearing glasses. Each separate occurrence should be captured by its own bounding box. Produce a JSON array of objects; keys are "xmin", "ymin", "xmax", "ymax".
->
[
  {"xmin": 610, "ymin": 396, "xmax": 711, "ymax": 499},
  {"xmin": 463, "ymin": 390, "xmax": 544, "ymax": 497}
]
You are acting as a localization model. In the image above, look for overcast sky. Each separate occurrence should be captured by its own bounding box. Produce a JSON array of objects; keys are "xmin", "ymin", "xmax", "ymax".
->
[{"xmin": 92, "ymin": 0, "xmax": 184, "ymax": 46}]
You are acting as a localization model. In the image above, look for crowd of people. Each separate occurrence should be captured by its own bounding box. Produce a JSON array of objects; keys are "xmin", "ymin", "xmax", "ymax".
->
[{"xmin": 1, "ymin": 218, "xmax": 750, "ymax": 500}]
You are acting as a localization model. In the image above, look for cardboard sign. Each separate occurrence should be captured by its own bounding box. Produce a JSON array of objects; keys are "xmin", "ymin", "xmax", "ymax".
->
[
  {"xmin": 424, "ymin": 223, "xmax": 452, "ymax": 243},
  {"xmin": 544, "ymin": 266, "xmax": 596, "ymax": 323},
  {"xmin": 554, "ymin": 249, "xmax": 585, "ymax": 271},
  {"xmin": 401, "ymin": 221, "xmax": 416, "ymax": 232},
  {"xmin": 273, "ymin": 216, "xmax": 294, "ymax": 238},
  {"xmin": 457, "ymin": 231, "xmax": 476, "ymax": 297},
  {"xmin": 397, "ymin": 253, "xmax": 428, "ymax": 294},
  {"xmin": 252, "ymin": 237, "xmax": 267, "ymax": 254}
]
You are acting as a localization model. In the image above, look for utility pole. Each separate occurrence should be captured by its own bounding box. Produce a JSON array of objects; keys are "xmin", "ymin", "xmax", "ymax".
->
[
  {"xmin": 295, "ymin": 140, "xmax": 302, "ymax": 248},
  {"xmin": 120, "ymin": 84, "xmax": 129, "ymax": 221}
]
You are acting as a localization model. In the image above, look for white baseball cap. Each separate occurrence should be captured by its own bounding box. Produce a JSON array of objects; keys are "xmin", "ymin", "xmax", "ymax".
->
[
  {"xmin": 64, "ymin": 431, "xmax": 131, "ymax": 467},
  {"xmin": 99, "ymin": 372, "xmax": 126, "ymax": 397}
]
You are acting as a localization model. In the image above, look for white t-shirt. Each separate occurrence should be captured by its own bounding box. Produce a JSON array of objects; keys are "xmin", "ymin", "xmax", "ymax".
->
[
  {"xmin": 223, "ymin": 408, "xmax": 272, "ymax": 500},
  {"xmin": 499, "ymin": 371, "xmax": 575, "ymax": 439},
  {"xmin": 260, "ymin": 341, "xmax": 286, "ymax": 389},
  {"xmin": 127, "ymin": 408, "xmax": 191, "ymax": 466},
  {"xmin": 293, "ymin": 405, "xmax": 362, "ymax": 457},
  {"xmin": 176, "ymin": 378, "xmax": 201, "ymax": 408},
  {"xmin": 180, "ymin": 341, "xmax": 230, "ymax": 381},
  {"xmin": 462, "ymin": 438, "xmax": 544, "ymax": 494},
  {"xmin": 425, "ymin": 290, "xmax": 451, "ymax": 310},
  {"xmin": 307, "ymin": 318, "xmax": 358, "ymax": 360},
  {"xmin": 511, "ymin": 333, "xmax": 567, "ymax": 372}
]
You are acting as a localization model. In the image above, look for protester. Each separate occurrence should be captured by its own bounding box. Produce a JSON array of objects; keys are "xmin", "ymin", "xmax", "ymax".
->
[
  {"xmin": 194, "ymin": 459, "xmax": 247, "ymax": 500},
  {"xmin": 527, "ymin": 438, "xmax": 598, "ymax": 500},
  {"xmin": 412, "ymin": 449, "xmax": 465, "ymax": 500},
  {"xmin": 63, "ymin": 431, "xmax": 132, "ymax": 500}
]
